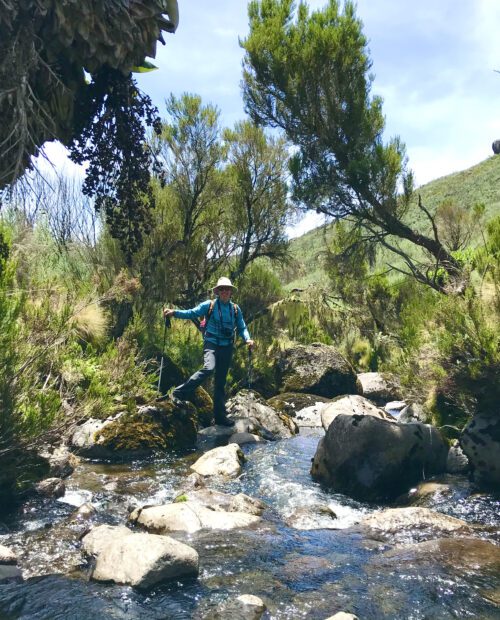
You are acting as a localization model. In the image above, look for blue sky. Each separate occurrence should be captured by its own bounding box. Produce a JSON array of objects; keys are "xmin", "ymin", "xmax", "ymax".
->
[{"xmin": 43, "ymin": 0, "xmax": 500, "ymax": 236}]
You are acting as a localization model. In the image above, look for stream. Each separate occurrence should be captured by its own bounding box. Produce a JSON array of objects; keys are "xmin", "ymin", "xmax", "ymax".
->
[{"xmin": 0, "ymin": 429, "xmax": 499, "ymax": 619}]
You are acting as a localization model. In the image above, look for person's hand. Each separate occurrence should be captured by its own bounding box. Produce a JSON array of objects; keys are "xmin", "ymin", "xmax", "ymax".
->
[
  {"xmin": 163, "ymin": 308, "xmax": 175, "ymax": 318},
  {"xmin": 246, "ymin": 339, "xmax": 255, "ymax": 350}
]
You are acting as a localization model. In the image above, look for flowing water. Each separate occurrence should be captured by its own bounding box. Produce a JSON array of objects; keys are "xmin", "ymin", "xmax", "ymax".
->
[{"xmin": 0, "ymin": 429, "xmax": 499, "ymax": 619}]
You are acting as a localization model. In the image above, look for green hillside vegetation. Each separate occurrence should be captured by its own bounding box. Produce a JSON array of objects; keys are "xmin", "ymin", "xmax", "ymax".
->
[{"xmin": 284, "ymin": 156, "xmax": 500, "ymax": 291}]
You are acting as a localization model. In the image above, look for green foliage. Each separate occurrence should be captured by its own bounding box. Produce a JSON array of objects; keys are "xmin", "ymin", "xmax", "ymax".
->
[{"xmin": 242, "ymin": 0, "xmax": 462, "ymax": 289}]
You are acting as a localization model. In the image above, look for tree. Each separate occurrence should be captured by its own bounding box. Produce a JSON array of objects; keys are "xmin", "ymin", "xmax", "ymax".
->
[
  {"xmin": 241, "ymin": 0, "xmax": 462, "ymax": 293},
  {"xmin": 224, "ymin": 120, "xmax": 294, "ymax": 280},
  {"xmin": 0, "ymin": 0, "xmax": 179, "ymax": 256},
  {"xmin": 139, "ymin": 95, "xmax": 294, "ymax": 309}
]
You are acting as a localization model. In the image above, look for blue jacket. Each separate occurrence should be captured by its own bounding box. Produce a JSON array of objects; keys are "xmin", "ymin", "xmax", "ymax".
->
[{"xmin": 173, "ymin": 299, "xmax": 250, "ymax": 346}]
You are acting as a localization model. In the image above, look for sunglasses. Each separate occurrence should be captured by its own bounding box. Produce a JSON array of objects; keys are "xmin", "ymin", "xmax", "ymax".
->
[{"xmin": 217, "ymin": 287, "xmax": 232, "ymax": 292}]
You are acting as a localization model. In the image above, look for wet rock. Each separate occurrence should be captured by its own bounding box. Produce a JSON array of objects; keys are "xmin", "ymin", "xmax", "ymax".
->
[
  {"xmin": 191, "ymin": 444, "xmax": 245, "ymax": 478},
  {"xmin": 173, "ymin": 489, "xmax": 266, "ymax": 516},
  {"xmin": 446, "ymin": 440, "xmax": 470, "ymax": 474},
  {"xmin": 180, "ymin": 472, "xmax": 206, "ymax": 491},
  {"xmin": 72, "ymin": 502, "xmax": 97, "ymax": 519},
  {"xmin": 70, "ymin": 415, "xmax": 123, "ymax": 458},
  {"xmin": 129, "ymin": 502, "xmax": 261, "ymax": 534},
  {"xmin": 404, "ymin": 481, "xmax": 453, "ymax": 507},
  {"xmin": 196, "ymin": 425, "xmax": 235, "ymax": 451},
  {"xmin": 285, "ymin": 504, "xmax": 338, "ymax": 530},
  {"xmin": 71, "ymin": 401, "xmax": 198, "ymax": 459},
  {"xmin": 267, "ymin": 392, "xmax": 331, "ymax": 416},
  {"xmin": 229, "ymin": 432, "xmax": 264, "ymax": 445},
  {"xmin": 207, "ymin": 594, "xmax": 267, "ymax": 619},
  {"xmin": 357, "ymin": 372, "xmax": 401, "ymax": 404},
  {"xmin": 39, "ymin": 446, "xmax": 77, "ymax": 478},
  {"xmin": 384, "ymin": 401, "xmax": 407, "ymax": 416},
  {"xmin": 276, "ymin": 343, "xmax": 358, "ymax": 397},
  {"xmin": 82, "ymin": 524, "xmax": 199, "ymax": 589},
  {"xmin": 226, "ymin": 391, "xmax": 298, "ymax": 439},
  {"xmin": 0, "ymin": 565, "xmax": 22, "ymax": 584},
  {"xmin": 378, "ymin": 537, "xmax": 500, "ymax": 574},
  {"xmin": 324, "ymin": 613, "xmax": 359, "ymax": 620},
  {"xmin": 311, "ymin": 415, "xmax": 448, "ymax": 502},
  {"xmin": 35, "ymin": 477, "xmax": 66, "ymax": 498},
  {"xmin": 360, "ymin": 507, "xmax": 469, "ymax": 537},
  {"xmin": 398, "ymin": 402, "xmax": 429, "ymax": 424},
  {"xmin": 461, "ymin": 412, "xmax": 500, "ymax": 488},
  {"xmin": 0, "ymin": 545, "xmax": 17, "ymax": 565},
  {"xmin": 321, "ymin": 395, "xmax": 394, "ymax": 431}
]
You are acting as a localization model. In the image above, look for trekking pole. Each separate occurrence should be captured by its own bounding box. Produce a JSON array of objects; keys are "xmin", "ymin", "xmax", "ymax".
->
[
  {"xmin": 157, "ymin": 311, "xmax": 171, "ymax": 396},
  {"xmin": 247, "ymin": 347, "xmax": 253, "ymax": 392}
]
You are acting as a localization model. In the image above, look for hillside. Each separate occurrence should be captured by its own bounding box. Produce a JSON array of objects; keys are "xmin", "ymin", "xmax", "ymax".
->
[{"xmin": 283, "ymin": 156, "xmax": 500, "ymax": 290}]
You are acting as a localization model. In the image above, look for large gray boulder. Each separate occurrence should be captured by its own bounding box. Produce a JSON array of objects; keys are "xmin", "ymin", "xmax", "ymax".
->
[
  {"xmin": 461, "ymin": 412, "xmax": 500, "ymax": 488},
  {"xmin": 190, "ymin": 444, "xmax": 245, "ymax": 478},
  {"xmin": 275, "ymin": 343, "xmax": 358, "ymax": 397},
  {"xmin": 356, "ymin": 372, "xmax": 401, "ymax": 404},
  {"xmin": 129, "ymin": 502, "xmax": 261, "ymax": 534},
  {"xmin": 226, "ymin": 390, "xmax": 298, "ymax": 439},
  {"xmin": 360, "ymin": 507, "xmax": 469, "ymax": 536},
  {"xmin": 321, "ymin": 395, "xmax": 394, "ymax": 431},
  {"xmin": 311, "ymin": 415, "xmax": 448, "ymax": 502},
  {"xmin": 82, "ymin": 524, "xmax": 199, "ymax": 589}
]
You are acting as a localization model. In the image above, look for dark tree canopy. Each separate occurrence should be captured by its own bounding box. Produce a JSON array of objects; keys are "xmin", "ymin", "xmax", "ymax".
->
[
  {"xmin": 0, "ymin": 0, "xmax": 178, "ymax": 256},
  {"xmin": 242, "ymin": 0, "xmax": 462, "ymax": 292}
]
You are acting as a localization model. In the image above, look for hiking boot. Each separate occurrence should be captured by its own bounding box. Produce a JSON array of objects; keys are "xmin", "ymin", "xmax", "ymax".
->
[{"xmin": 215, "ymin": 416, "xmax": 235, "ymax": 427}]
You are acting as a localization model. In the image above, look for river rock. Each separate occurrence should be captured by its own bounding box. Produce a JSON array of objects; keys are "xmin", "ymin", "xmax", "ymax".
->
[
  {"xmin": 82, "ymin": 524, "xmax": 199, "ymax": 589},
  {"xmin": 35, "ymin": 477, "xmax": 66, "ymax": 498},
  {"xmin": 70, "ymin": 416, "xmax": 122, "ymax": 458},
  {"xmin": 229, "ymin": 432, "xmax": 264, "ymax": 445},
  {"xmin": 70, "ymin": 401, "xmax": 198, "ymax": 459},
  {"xmin": 324, "ymin": 613, "xmax": 359, "ymax": 620},
  {"xmin": 321, "ymin": 395, "xmax": 394, "ymax": 431},
  {"xmin": 311, "ymin": 415, "xmax": 448, "ymax": 502},
  {"xmin": 267, "ymin": 392, "xmax": 331, "ymax": 417},
  {"xmin": 197, "ymin": 425, "xmax": 236, "ymax": 451},
  {"xmin": 38, "ymin": 446, "xmax": 77, "ymax": 478},
  {"xmin": 360, "ymin": 507, "xmax": 469, "ymax": 536},
  {"xmin": 226, "ymin": 391, "xmax": 298, "ymax": 439},
  {"xmin": 356, "ymin": 372, "xmax": 401, "ymax": 404},
  {"xmin": 0, "ymin": 545, "xmax": 17, "ymax": 565},
  {"xmin": 285, "ymin": 504, "xmax": 338, "ymax": 530},
  {"xmin": 207, "ymin": 594, "xmax": 267, "ymax": 619},
  {"xmin": 461, "ymin": 412, "xmax": 500, "ymax": 488},
  {"xmin": 446, "ymin": 440, "xmax": 470, "ymax": 474},
  {"xmin": 384, "ymin": 401, "xmax": 407, "ymax": 416},
  {"xmin": 129, "ymin": 502, "xmax": 261, "ymax": 534},
  {"xmin": 275, "ymin": 343, "xmax": 358, "ymax": 397},
  {"xmin": 173, "ymin": 489, "xmax": 266, "ymax": 516},
  {"xmin": 71, "ymin": 502, "xmax": 97, "ymax": 520},
  {"xmin": 378, "ymin": 537, "xmax": 500, "ymax": 573},
  {"xmin": 398, "ymin": 402, "xmax": 428, "ymax": 424},
  {"xmin": 191, "ymin": 444, "xmax": 245, "ymax": 478},
  {"xmin": 0, "ymin": 565, "xmax": 22, "ymax": 584}
]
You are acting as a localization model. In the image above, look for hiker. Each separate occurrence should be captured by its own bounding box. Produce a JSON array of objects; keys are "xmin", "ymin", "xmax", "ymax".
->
[{"xmin": 163, "ymin": 277, "xmax": 254, "ymax": 427}]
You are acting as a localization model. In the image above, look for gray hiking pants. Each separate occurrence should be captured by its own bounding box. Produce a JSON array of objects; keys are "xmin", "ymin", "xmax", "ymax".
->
[{"xmin": 172, "ymin": 342, "xmax": 233, "ymax": 421}]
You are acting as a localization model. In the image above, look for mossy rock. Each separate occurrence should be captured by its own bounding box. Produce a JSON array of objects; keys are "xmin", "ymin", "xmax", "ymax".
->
[{"xmin": 95, "ymin": 401, "xmax": 198, "ymax": 457}]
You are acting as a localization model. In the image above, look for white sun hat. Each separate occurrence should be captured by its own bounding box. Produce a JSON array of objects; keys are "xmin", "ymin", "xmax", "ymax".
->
[{"xmin": 212, "ymin": 276, "xmax": 237, "ymax": 293}]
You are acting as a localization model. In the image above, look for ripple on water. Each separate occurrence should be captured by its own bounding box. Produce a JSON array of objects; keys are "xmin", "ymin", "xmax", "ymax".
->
[{"xmin": 0, "ymin": 430, "xmax": 499, "ymax": 619}]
